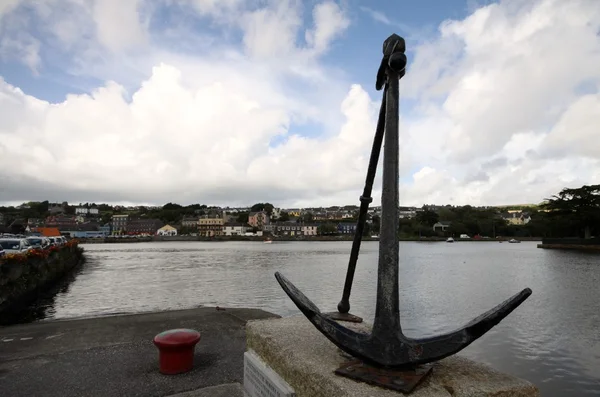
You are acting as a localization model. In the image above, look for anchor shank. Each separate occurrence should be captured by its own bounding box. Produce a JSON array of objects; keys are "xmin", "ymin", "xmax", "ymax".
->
[
  {"xmin": 372, "ymin": 69, "xmax": 401, "ymax": 339},
  {"xmin": 337, "ymin": 89, "xmax": 387, "ymax": 314}
]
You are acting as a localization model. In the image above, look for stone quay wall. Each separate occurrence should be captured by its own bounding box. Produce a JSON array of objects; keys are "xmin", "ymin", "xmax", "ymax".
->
[
  {"xmin": 0, "ymin": 241, "xmax": 84, "ymax": 314},
  {"xmin": 538, "ymin": 237, "xmax": 600, "ymax": 251}
]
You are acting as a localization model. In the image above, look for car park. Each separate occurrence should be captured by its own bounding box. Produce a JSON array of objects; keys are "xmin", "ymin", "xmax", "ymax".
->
[{"xmin": 0, "ymin": 238, "xmax": 33, "ymax": 254}]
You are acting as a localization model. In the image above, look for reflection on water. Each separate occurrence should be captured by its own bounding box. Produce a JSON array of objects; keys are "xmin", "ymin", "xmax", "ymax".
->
[{"xmin": 7, "ymin": 241, "xmax": 600, "ymax": 396}]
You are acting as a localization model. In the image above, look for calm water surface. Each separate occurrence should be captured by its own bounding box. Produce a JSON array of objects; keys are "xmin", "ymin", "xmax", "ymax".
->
[{"xmin": 15, "ymin": 241, "xmax": 600, "ymax": 396}]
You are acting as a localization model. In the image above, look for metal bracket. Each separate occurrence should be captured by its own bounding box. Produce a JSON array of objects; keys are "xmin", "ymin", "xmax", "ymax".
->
[
  {"xmin": 324, "ymin": 312, "xmax": 363, "ymax": 323},
  {"xmin": 335, "ymin": 360, "xmax": 433, "ymax": 394}
]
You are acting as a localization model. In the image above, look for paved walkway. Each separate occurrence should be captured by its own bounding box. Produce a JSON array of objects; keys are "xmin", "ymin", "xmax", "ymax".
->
[{"xmin": 0, "ymin": 307, "xmax": 278, "ymax": 397}]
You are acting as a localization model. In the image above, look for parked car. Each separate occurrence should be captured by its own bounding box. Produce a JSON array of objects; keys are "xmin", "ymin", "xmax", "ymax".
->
[
  {"xmin": 0, "ymin": 238, "xmax": 33, "ymax": 254},
  {"xmin": 47, "ymin": 236, "xmax": 64, "ymax": 246},
  {"xmin": 26, "ymin": 236, "xmax": 51, "ymax": 249}
]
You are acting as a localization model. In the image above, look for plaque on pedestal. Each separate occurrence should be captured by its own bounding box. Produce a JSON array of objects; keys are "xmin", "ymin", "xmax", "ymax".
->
[{"xmin": 243, "ymin": 350, "xmax": 295, "ymax": 397}]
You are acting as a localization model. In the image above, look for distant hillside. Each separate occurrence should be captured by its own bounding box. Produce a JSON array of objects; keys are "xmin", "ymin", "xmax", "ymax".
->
[{"xmin": 493, "ymin": 203, "xmax": 542, "ymax": 209}]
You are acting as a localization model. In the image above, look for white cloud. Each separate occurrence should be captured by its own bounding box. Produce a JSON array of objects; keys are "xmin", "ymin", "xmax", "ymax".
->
[
  {"xmin": 241, "ymin": 0, "xmax": 303, "ymax": 59},
  {"xmin": 305, "ymin": 1, "xmax": 350, "ymax": 55},
  {"xmin": 0, "ymin": 0, "xmax": 599, "ymax": 208},
  {"xmin": 0, "ymin": 59, "xmax": 378, "ymax": 205},
  {"xmin": 0, "ymin": 0, "xmax": 22, "ymax": 18},
  {"xmin": 91, "ymin": 0, "xmax": 148, "ymax": 52},
  {"xmin": 0, "ymin": 33, "xmax": 41, "ymax": 73},
  {"xmin": 407, "ymin": 0, "xmax": 600, "ymax": 164},
  {"xmin": 0, "ymin": 3, "xmax": 41, "ymax": 73},
  {"xmin": 359, "ymin": 6, "xmax": 392, "ymax": 25}
]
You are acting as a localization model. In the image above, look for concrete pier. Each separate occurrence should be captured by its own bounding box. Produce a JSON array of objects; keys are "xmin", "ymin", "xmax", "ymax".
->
[
  {"xmin": 246, "ymin": 315, "xmax": 540, "ymax": 397},
  {"xmin": 0, "ymin": 307, "xmax": 278, "ymax": 397}
]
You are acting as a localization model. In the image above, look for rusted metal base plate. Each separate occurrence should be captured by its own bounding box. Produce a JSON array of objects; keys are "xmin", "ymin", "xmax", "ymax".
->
[
  {"xmin": 324, "ymin": 312, "xmax": 363, "ymax": 323},
  {"xmin": 335, "ymin": 360, "xmax": 433, "ymax": 394}
]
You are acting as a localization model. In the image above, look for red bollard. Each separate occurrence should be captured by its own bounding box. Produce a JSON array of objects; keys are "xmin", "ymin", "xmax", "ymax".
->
[{"xmin": 153, "ymin": 328, "xmax": 201, "ymax": 375}]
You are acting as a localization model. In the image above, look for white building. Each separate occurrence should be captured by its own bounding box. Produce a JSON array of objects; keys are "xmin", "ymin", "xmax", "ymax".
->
[
  {"xmin": 223, "ymin": 222, "xmax": 249, "ymax": 236},
  {"xmin": 75, "ymin": 207, "xmax": 99, "ymax": 216},
  {"xmin": 157, "ymin": 225, "xmax": 177, "ymax": 236},
  {"xmin": 271, "ymin": 207, "xmax": 281, "ymax": 219},
  {"xmin": 301, "ymin": 224, "xmax": 318, "ymax": 236}
]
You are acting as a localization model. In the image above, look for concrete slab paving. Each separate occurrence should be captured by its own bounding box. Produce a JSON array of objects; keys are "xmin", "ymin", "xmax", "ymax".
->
[
  {"xmin": 165, "ymin": 382, "xmax": 243, "ymax": 397},
  {"xmin": 0, "ymin": 307, "xmax": 278, "ymax": 397}
]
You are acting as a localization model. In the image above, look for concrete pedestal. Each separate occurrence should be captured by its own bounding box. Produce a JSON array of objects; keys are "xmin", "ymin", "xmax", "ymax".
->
[{"xmin": 245, "ymin": 315, "xmax": 539, "ymax": 397}]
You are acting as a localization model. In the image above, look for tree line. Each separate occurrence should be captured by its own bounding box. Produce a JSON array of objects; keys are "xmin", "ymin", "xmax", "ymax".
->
[{"xmin": 2, "ymin": 184, "xmax": 598, "ymax": 238}]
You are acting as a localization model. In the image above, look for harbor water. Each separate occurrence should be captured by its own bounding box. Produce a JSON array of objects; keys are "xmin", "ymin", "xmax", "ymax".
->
[{"xmin": 8, "ymin": 241, "xmax": 600, "ymax": 396}]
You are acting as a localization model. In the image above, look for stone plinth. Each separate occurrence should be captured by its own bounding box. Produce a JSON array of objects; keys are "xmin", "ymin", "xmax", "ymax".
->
[{"xmin": 246, "ymin": 315, "xmax": 539, "ymax": 397}]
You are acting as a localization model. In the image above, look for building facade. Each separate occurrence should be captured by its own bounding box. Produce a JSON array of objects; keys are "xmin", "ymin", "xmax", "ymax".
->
[
  {"xmin": 223, "ymin": 222, "xmax": 248, "ymax": 236},
  {"xmin": 157, "ymin": 225, "xmax": 178, "ymax": 236},
  {"xmin": 181, "ymin": 217, "xmax": 199, "ymax": 229},
  {"xmin": 337, "ymin": 223, "xmax": 357, "ymax": 234},
  {"xmin": 75, "ymin": 207, "xmax": 99, "ymax": 216},
  {"xmin": 111, "ymin": 214, "xmax": 129, "ymax": 234},
  {"xmin": 301, "ymin": 224, "xmax": 318, "ymax": 236},
  {"xmin": 248, "ymin": 211, "xmax": 269, "ymax": 229},
  {"xmin": 272, "ymin": 222, "xmax": 302, "ymax": 236},
  {"xmin": 127, "ymin": 218, "xmax": 163, "ymax": 235},
  {"xmin": 198, "ymin": 216, "xmax": 224, "ymax": 237}
]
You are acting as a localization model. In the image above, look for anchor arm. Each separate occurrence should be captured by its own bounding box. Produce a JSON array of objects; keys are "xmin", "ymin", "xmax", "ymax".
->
[{"xmin": 403, "ymin": 287, "xmax": 533, "ymax": 366}]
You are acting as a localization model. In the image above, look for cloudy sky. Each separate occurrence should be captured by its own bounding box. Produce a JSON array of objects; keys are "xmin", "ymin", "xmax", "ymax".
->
[{"xmin": 0, "ymin": 0, "xmax": 598, "ymax": 208}]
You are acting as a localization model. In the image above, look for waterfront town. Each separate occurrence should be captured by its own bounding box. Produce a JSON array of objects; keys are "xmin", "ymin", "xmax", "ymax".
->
[
  {"xmin": 1, "ymin": 183, "xmax": 598, "ymax": 241},
  {"xmin": 0, "ymin": 200, "xmax": 538, "ymax": 240}
]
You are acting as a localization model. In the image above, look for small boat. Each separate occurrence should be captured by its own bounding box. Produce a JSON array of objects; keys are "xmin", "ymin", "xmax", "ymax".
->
[
  {"xmin": 446, "ymin": 237, "xmax": 454, "ymax": 243},
  {"xmin": 508, "ymin": 239, "xmax": 521, "ymax": 244},
  {"xmin": 263, "ymin": 238, "xmax": 273, "ymax": 244}
]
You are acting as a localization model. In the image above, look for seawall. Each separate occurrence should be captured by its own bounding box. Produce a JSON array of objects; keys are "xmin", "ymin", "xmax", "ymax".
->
[
  {"xmin": 0, "ymin": 242, "xmax": 84, "ymax": 315},
  {"xmin": 537, "ymin": 237, "xmax": 600, "ymax": 251},
  {"xmin": 77, "ymin": 235, "xmax": 542, "ymax": 244}
]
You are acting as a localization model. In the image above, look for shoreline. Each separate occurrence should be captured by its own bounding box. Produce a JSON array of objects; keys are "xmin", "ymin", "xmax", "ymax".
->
[
  {"xmin": 78, "ymin": 236, "xmax": 543, "ymax": 244},
  {"xmin": 0, "ymin": 242, "xmax": 84, "ymax": 317},
  {"xmin": 537, "ymin": 237, "xmax": 600, "ymax": 251},
  {"xmin": 537, "ymin": 244, "xmax": 600, "ymax": 251}
]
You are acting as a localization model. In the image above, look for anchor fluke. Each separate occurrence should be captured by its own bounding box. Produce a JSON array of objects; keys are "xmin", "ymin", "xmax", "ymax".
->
[{"xmin": 276, "ymin": 271, "xmax": 532, "ymax": 369}]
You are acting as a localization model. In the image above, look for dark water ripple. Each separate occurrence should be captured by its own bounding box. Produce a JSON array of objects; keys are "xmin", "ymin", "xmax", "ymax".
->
[{"xmin": 8, "ymin": 241, "xmax": 600, "ymax": 396}]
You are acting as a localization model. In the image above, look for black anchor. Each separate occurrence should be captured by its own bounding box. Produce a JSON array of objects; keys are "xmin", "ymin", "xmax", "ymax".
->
[{"xmin": 274, "ymin": 34, "xmax": 532, "ymax": 372}]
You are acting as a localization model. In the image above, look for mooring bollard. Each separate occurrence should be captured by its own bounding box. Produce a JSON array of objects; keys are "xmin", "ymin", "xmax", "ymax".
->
[{"xmin": 153, "ymin": 328, "xmax": 201, "ymax": 375}]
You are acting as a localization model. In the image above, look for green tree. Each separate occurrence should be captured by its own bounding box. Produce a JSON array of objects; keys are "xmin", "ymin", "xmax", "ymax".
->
[
  {"xmin": 250, "ymin": 203, "xmax": 274, "ymax": 215},
  {"xmin": 362, "ymin": 222, "xmax": 372, "ymax": 236},
  {"xmin": 416, "ymin": 209, "xmax": 439, "ymax": 227},
  {"xmin": 279, "ymin": 211, "xmax": 290, "ymax": 222},
  {"xmin": 162, "ymin": 203, "xmax": 183, "ymax": 210},
  {"xmin": 237, "ymin": 212, "xmax": 249, "ymax": 224},
  {"xmin": 318, "ymin": 223, "xmax": 337, "ymax": 235},
  {"xmin": 437, "ymin": 207, "xmax": 457, "ymax": 222},
  {"xmin": 179, "ymin": 226, "xmax": 197, "ymax": 235},
  {"xmin": 371, "ymin": 215, "xmax": 380, "ymax": 235},
  {"xmin": 301, "ymin": 212, "xmax": 314, "ymax": 222},
  {"xmin": 542, "ymin": 184, "xmax": 600, "ymax": 239}
]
